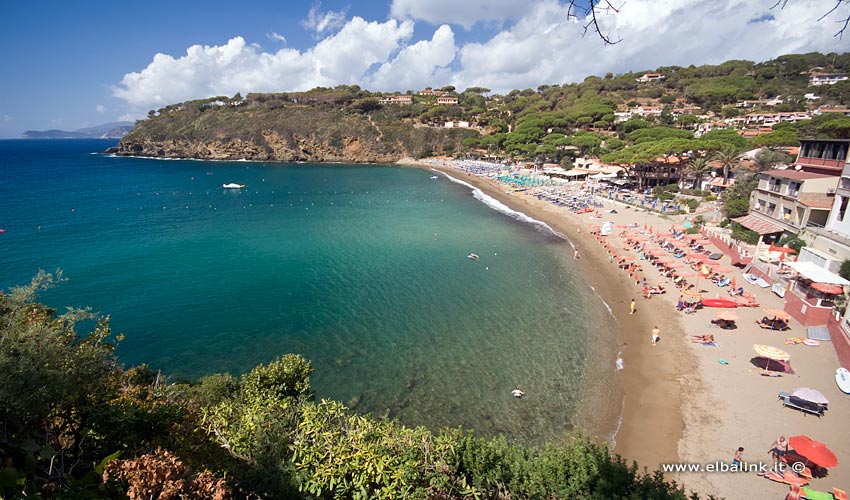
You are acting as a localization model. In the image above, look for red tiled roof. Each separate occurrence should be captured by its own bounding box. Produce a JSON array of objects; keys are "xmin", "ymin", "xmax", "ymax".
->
[
  {"xmin": 732, "ymin": 215, "xmax": 786, "ymax": 235},
  {"xmin": 797, "ymin": 193, "xmax": 834, "ymax": 209},
  {"xmin": 763, "ymin": 169, "xmax": 835, "ymax": 180}
]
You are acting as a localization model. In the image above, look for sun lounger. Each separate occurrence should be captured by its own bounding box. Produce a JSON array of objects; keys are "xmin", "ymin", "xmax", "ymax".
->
[
  {"xmin": 764, "ymin": 469, "xmax": 810, "ymax": 487},
  {"xmin": 834, "ymin": 488, "xmax": 848, "ymax": 500},
  {"xmin": 756, "ymin": 320, "xmax": 790, "ymax": 331},
  {"xmin": 777, "ymin": 392, "xmax": 826, "ymax": 417}
]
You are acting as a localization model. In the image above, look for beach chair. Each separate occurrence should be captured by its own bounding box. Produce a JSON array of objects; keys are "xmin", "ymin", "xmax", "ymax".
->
[
  {"xmin": 777, "ymin": 392, "xmax": 826, "ymax": 417},
  {"xmin": 717, "ymin": 277, "xmax": 731, "ymax": 287}
]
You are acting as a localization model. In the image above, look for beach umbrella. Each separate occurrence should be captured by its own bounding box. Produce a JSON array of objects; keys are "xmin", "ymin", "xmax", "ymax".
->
[
  {"xmin": 681, "ymin": 289, "xmax": 702, "ymax": 303},
  {"xmin": 716, "ymin": 311, "xmax": 739, "ymax": 321},
  {"xmin": 788, "ymin": 436, "xmax": 838, "ymax": 469},
  {"xmin": 791, "ymin": 388, "xmax": 829, "ymax": 406},
  {"xmin": 665, "ymin": 262, "xmax": 684, "ymax": 269},
  {"xmin": 713, "ymin": 266, "xmax": 733, "ymax": 273},
  {"xmin": 618, "ymin": 255, "xmax": 633, "ymax": 262},
  {"xmin": 656, "ymin": 257, "xmax": 674, "ymax": 264},
  {"xmin": 674, "ymin": 271, "xmax": 695, "ymax": 277},
  {"xmin": 764, "ymin": 308, "xmax": 791, "ymax": 321},
  {"xmin": 811, "ymin": 282, "xmax": 843, "ymax": 295},
  {"xmin": 753, "ymin": 344, "xmax": 790, "ymax": 361}
]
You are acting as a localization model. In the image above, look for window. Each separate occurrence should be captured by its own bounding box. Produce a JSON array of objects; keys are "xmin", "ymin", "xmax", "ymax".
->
[{"xmin": 840, "ymin": 196, "xmax": 850, "ymax": 222}]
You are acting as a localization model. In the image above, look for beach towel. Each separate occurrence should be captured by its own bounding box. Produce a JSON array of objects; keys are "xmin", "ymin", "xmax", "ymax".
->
[
  {"xmin": 784, "ymin": 337, "xmax": 804, "ymax": 345},
  {"xmin": 719, "ymin": 359, "xmax": 729, "ymax": 365},
  {"xmin": 700, "ymin": 342, "xmax": 718, "ymax": 347}
]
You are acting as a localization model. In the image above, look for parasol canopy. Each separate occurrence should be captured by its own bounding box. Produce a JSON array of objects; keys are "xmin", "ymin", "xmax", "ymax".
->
[
  {"xmin": 791, "ymin": 387, "xmax": 828, "ymax": 405},
  {"xmin": 681, "ymin": 290, "xmax": 702, "ymax": 303},
  {"xmin": 664, "ymin": 262, "xmax": 684, "ymax": 269},
  {"xmin": 753, "ymin": 344, "xmax": 790, "ymax": 361},
  {"xmin": 789, "ymin": 435, "xmax": 838, "ymax": 469},
  {"xmin": 674, "ymin": 271, "xmax": 695, "ymax": 278},
  {"xmin": 811, "ymin": 282, "xmax": 843, "ymax": 295},
  {"xmin": 715, "ymin": 311, "xmax": 739, "ymax": 321},
  {"xmin": 655, "ymin": 257, "xmax": 674, "ymax": 264},
  {"xmin": 764, "ymin": 308, "xmax": 791, "ymax": 321},
  {"xmin": 713, "ymin": 266, "xmax": 733, "ymax": 273}
]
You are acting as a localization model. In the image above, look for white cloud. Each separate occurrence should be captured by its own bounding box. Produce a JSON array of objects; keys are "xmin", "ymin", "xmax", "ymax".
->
[
  {"xmin": 118, "ymin": 113, "xmax": 139, "ymax": 122},
  {"xmin": 96, "ymin": 104, "xmax": 105, "ymax": 113},
  {"xmin": 267, "ymin": 32, "xmax": 287, "ymax": 44},
  {"xmin": 369, "ymin": 24, "xmax": 457, "ymax": 90},
  {"xmin": 112, "ymin": 17, "xmax": 414, "ymax": 110},
  {"xmin": 390, "ymin": 0, "xmax": 528, "ymax": 29},
  {"xmin": 2, "ymin": 114, "xmax": 11, "ymax": 122},
  {"xmin": 301, "ymin": 2, "xmax": 347, "ymax": 35}
]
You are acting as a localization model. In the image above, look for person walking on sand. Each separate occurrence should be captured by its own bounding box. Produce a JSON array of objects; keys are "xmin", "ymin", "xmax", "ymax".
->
[
  {"xmin": 630, "ymin": 299, "xmax": 636, "ymax": 315},
  {"xmin": 574, "ymin": 249, "xmax": 580, "ymax": 260},
  {"xmin": 651, "ymin": 326, "xmax": 660, "ymax": 345}
]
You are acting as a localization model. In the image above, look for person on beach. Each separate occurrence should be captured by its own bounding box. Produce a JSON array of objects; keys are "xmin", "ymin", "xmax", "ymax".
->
[
  {"xmin": 651, "ymin": 326, "xmax": 660, "ymax": 346},
  {"xmin": 691, "ymin": 334, "xmax": 714, "ymax": 343},
  {"xmin": 676, "ymin": 295, "xmax": 684, "ymax": 311},
  {"xmin": 574, "ymin": 249, "xmax": 580, "ymax": 259},
  {"xmin": 511, "ymin": 386, "xmax": 525, "ymax": 398},
  {"xmin": 733, "ymin": 447, "xmax": 745, "ymax": 469},
  {"xmin": 769, "ymin": 436, "xmax": 788, "ymax": 461},
  {"xmin": 630, "ymin": 299, "xmax": 636, "ymax": 315}
]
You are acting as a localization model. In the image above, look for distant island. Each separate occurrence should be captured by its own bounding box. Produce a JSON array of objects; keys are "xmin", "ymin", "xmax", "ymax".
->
[{"xmin": 23, "ymin": 121, "xmax": 134, "ymax": 139}]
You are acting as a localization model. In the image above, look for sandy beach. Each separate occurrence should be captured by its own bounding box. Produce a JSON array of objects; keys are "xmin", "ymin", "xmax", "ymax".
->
[{"xmin": 401, "ymin": 158, "xmax": 850, "ymax": 499}]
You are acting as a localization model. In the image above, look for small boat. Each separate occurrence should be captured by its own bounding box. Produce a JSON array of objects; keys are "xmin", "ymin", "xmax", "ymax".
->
[
  {"xmin": 700, "ymin": 297, "xmax": 739, "ymax": 308},
  {"xmin": 837, "ymin": 367, "xmax": 850, "ymax": 394},
  {"xmin": 430, "ymin": 175, "xmax": 439, "ymax": 179},
  {"xmin": 222, "ymin": 183, "xmax": 246, "ymax": 189},
  {"xmin": 468, "ymin": 253, "xmax": 479, "ymax": 260}
]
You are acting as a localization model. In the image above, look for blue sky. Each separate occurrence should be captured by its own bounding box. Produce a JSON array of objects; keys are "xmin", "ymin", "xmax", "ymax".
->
[{"xmin": 1, "ymin": 0, "xmax": 846, "ymax": 138}]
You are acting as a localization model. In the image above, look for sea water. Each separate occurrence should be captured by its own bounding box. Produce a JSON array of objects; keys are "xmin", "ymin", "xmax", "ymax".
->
[{"xmin": 0, "ymin": 140, "xmax": 621, "ymax": 445}]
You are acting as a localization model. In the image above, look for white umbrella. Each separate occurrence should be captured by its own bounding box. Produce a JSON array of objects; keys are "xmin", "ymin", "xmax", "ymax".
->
[{"xmin": 792, "ymin": 387, "xmax": 829, "ymax": 405}]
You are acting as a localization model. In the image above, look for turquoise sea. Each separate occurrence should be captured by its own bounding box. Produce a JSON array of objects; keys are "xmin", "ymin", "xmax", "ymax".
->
[{"xmin": 0, "ymin": 139, "xmax": 621, "ymax": 445}]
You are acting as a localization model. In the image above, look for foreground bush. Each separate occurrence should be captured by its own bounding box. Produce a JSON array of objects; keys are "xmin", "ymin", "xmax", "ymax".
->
[{"xmin": 1, "ymin": 273, "xmax": 709, "ymax": 499}]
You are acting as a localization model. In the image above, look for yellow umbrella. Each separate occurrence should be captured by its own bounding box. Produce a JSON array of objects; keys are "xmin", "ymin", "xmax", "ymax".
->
[{"xmin": 753, "ymin": 344, "xmax": 790, "ymax": 361}]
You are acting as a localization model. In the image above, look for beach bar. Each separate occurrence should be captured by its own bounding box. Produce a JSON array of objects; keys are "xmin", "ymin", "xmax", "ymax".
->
[{"xmin": 782, "ymin": 261, "xmax": 850, "ymax": 326}]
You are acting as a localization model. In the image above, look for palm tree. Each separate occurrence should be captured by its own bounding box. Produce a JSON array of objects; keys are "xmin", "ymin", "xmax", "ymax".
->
[
  {"xmin": 713, "ymin": 145, "xmax": 746, "ymax": 184},
  {"xmin": 686, "ymin": 156, "xmax": 712, "ymax": 189}
]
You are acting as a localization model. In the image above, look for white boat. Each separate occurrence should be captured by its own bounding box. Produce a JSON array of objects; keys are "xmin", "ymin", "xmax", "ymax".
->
[
  {"xmin": 223, "ymin": 183, "xmax": 246, "ymax": 189},
  {"xmin": 430, "ymin": 175, "xmax": 439, "ymax": 179}
]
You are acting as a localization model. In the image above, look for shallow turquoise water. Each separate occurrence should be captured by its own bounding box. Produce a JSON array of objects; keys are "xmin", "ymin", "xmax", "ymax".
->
[{"xmin": 0, "ymin": 140, "xmax": 620, "ymax": 445}]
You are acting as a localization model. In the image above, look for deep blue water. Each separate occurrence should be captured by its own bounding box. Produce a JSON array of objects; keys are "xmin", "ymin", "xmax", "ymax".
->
[{"xmin": 0, "ymin": 139, "xmax": 620, "ymax": 444}]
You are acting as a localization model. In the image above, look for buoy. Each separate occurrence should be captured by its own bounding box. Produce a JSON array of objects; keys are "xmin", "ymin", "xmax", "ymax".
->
[{"xmin": 0, "ymin": 229, "xmax": 6, "ymax": 233}]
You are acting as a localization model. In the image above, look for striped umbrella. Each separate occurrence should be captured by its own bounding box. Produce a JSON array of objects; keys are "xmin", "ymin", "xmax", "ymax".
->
[{"xmin": 753, "ymin": 344, "xmax": 790, "ymax": 361}]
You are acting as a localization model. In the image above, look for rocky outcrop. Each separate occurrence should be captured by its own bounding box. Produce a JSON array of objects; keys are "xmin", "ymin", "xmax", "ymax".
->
[{"xmin": 115, "ymin": 133, "xmax": 401, "ymax": 163}]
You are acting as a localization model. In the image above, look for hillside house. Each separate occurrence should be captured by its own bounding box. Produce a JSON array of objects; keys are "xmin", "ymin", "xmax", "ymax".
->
[
  {"xmin": 812, "ymin": 141, "xmax": 850, "ymax": 265},
  {"xmin": 636, "ymin": 73, "xmax": 665, "ymax": 83},
  {"xmin": 418, "ymin": 89, "xmax": 450, "ymax": 96},
  {"xmin": 436, "ymin": 96, "xmax": 459, "ymax": 105},
  {"xmin": 444, "ymin": 120, "xmax": 470, "ymax": 128},
  {"xmin": 809, "ymin": 72, "xmax": 849, "ymax": 86},
  {"xmin": 629, "ymin": 156, "xmax": 685, "ymax": 189},
  {"xmin": 379, "ymin": 95, "xmax": 413, "ymax": 105}
]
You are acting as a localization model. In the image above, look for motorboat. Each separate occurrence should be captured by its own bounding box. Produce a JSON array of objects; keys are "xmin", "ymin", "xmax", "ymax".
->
[
  {"xmin": 468, "ymin": 253, "xmax": 479, "ymax": 260},
  {"xmin": 223, "ymin": 183, "xmax": 246, "ymax": 189},
  {"xmin": 430, "ymin": 175, "xmax": 439, "ymax": 179}
]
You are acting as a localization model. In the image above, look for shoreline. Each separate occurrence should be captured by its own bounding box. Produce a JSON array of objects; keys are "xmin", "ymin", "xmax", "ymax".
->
[{"xmin": 411, "ymin": 159, "xmax": 691, "ymax": 471}]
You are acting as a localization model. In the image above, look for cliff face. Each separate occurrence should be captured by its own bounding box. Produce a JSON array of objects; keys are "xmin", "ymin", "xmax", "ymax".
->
[
  {"xmin": 114, "ymin": 93, "xmax": 477, "ymax": 163},
  {"xmin": 115, "ymin": 134, "xmax": 398, "ymax": 163}
]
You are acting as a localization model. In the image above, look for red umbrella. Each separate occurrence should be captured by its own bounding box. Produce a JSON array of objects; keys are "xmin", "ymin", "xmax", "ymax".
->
[
  {"xmin": 789, "ymin": 435, "xmax": 838, "ymax": 468},
  {"xmin": 656, "ymin": 257, "xmax": 674, "ymax": 264},
  {"xmin": 674, "ymin": 271, "xmax": 695, "ymax": 277},
  {"xmin": 811, "ymin": 282, "xmax": 843, "ymax": 295},
  {"xmin": 665, "ymin": 262, "xmax": 684, "ymax": 269},
  {"xmin": 713, "ymin": 266, "xmax": 733, "ymax": 273}
]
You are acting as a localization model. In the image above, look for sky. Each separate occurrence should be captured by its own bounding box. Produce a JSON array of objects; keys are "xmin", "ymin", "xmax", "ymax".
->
[{"xmin": 1, "ymin": 0, "xmax": 848, "ymax": 138}]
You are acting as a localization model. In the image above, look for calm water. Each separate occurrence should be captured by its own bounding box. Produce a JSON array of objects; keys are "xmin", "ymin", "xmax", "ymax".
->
[{"xmin": 0, "ymin": 139, "xmax": 621, "ymax": 445}]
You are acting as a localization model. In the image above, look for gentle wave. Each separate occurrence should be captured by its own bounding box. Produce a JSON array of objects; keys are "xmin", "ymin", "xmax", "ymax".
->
[{"xmin": 438, "ymin": 171, "xmax": 567, "ymax": 241}]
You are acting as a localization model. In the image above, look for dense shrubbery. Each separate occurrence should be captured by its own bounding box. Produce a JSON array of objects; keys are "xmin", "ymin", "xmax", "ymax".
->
[{"xmin": 0, "ymin": 273, "xmax": 711, "ymax": 499}]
